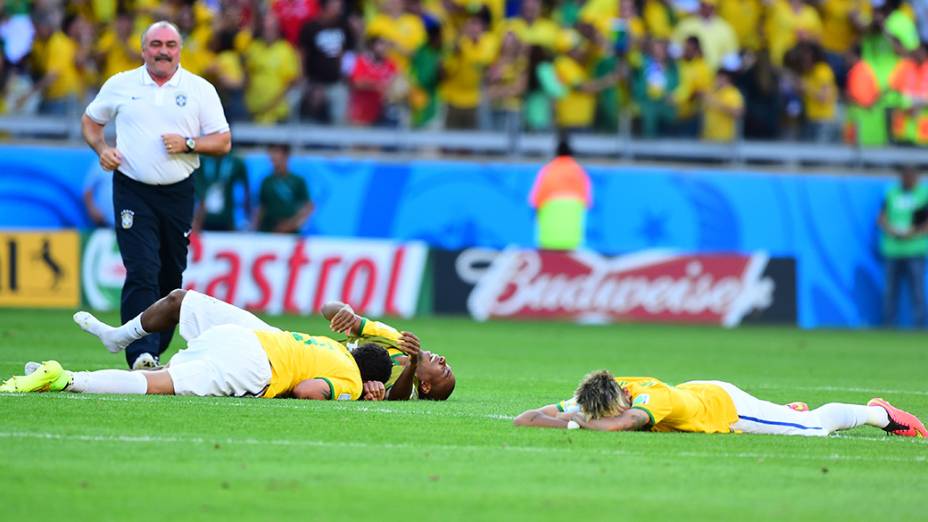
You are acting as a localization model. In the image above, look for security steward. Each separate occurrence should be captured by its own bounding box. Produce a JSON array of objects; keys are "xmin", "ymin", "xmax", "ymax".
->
[{"xmin": 81, "ymin": 21, "xmax": 231, "ymax": 369}]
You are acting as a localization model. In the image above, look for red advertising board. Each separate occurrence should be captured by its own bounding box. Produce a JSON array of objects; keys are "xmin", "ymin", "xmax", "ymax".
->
[
  {"xmin": 435, "ymin": 248, "xmax": 795, "ymax": 327},
  {"xmin": 82, "ymin": 230, "xmax": 427, "ymax": 317}
]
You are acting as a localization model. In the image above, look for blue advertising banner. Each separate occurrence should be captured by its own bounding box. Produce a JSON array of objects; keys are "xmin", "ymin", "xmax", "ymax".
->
[{"xmin": 0, "ymin": 144, "xmax": 903, "ymax": 328}]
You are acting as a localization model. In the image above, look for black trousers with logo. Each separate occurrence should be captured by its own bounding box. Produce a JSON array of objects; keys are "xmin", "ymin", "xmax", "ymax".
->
[{"xmin": 113, "ymin": 171, "xmax": 193, "ymax": 367}]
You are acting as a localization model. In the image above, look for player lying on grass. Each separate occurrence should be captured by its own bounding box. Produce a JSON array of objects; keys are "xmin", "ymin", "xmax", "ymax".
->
[
  {"xmin": 323, "ymin": 301, "xmax": 455, "ymax": 400},
  {"xmin": 61, "ymin": 289, "xmax": 453, "ymax": 401},
  {"xmin": 0, "ymin": 290, "xmax": 415, "ymax": 400},
  {"xmin": 514, "ymin": 370, "xmax": 927, "ymax": 438}
]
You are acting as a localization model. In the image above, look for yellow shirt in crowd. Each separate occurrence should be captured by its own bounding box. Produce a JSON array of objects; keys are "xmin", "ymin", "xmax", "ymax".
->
[
  {"xmin": 554, "ymin": 55, "xmax": 596, "ymax": 129},
  {"xmin": 244, "ymin": 39, "xmax": 300, "ymax": 124},
  {"xmin": 44, "ymin": 31, "xmax": 83, "ymax": 100},
  {"xmin": 819, "ymin": 0, "xmax": 871, "ymax": 54},
  {"xmin": 802, "ymin": 62, "xmax": 837, "ymax": 121},
  {"xmin": 718, "ymin": 0, "xmax": 764, "ymax": 51},
  {"xmin": 643, "ymin": 0, "xmax": 674, "ymax": 39},
  {"xmin": 672, "ymin": 14, "xmax": 738, "ymax": 71},
  {"xmin": 673, "ymin": 57, "xmax": 713, "ymax": 119},
  {"xmin": 558, "ymin": 376, "xmax": 739, "ymax": 434},
  {"xmin": 255, "ymin": 330, "xmax": 363, "ymax": 400},
  {"xmin": 440, "ymin": 33, "xmax": 498, "ymax": 109},
  {"xmin": 702, "ymin": 84, "xmax": 744, "ymax": 142},
  {"xmin": 366, "ymin": 13, "xmax": 426, "ymax": 72},
  {"xmin": 765, "ymin": 0, "xmax": 823, "ymax": 66},
  {"xmin": 97, "ymin": 28, "xmax": 142, "ymax": 81},
  {"xmin": 500, "ymin": 17, "xmax": 559, "ymax": 50}
]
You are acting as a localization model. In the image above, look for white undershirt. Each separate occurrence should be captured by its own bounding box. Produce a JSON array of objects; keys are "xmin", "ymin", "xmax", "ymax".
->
[{"xmin": 85, "ymin": 65, "xmax": 230, "ymax": 185}]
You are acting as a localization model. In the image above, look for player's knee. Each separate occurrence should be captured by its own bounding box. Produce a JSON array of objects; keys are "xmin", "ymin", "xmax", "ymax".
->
[
  {"xmin": 167, "ymin": 288, "xmax": 187, "ymax": 308},
  {"xmin": 513, "ymin": 410, "xmax": 538, "ymax": 427},
  {"xmin": 142, "ymin": 370, "xmax": 175, "ymax": 395}
]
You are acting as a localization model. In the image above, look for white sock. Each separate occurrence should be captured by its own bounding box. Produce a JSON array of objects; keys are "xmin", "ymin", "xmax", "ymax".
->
[
  {"xmin": 97, "ymin": 314, "xmax": 149, "ymax": 353},
  {"xmin": 74, "ymin": 311, "xmax": 147, "ymax": 353},
  {"xmin": 866, "ymin": 406, "xmax": 890, "ymax": 428},
  {"xmin": 67, "ymin": 370, "xmax": 148, "ymax": 394},
  {"xmin": 812, "ymin": 403, "xmax": 887, "ymax": 434}
]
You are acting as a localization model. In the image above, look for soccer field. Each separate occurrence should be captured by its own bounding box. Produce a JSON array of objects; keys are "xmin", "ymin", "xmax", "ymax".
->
[{"xmin": 1, "ymin": 309, "xmax": 925, "ymax": 521}]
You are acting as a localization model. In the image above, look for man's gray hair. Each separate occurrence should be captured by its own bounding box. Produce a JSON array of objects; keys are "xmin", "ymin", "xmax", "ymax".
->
[
  {"xmin": 575, "ymin": 370, "xmax": 631, "ymax": 420},
  {"xmin": 141, "ymin": 20, "xmax": 183, "ymax": 47}
]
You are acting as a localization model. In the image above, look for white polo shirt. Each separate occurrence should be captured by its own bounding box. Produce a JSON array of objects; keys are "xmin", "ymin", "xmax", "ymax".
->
[{"xmin": 85, "ymin": 65, "xmax": 230, "ymax": 185}]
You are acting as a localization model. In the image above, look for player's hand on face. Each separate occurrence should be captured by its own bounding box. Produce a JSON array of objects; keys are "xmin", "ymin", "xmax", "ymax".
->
[
  {"xmin": 397, "ymin": 331, "xmax": 421, "ymax": 358},
  {"xmin": 362, "ymin": 380, "xmax": 385, "ymax": 401},
  {"xmin": 99, "ymin": 146, "xmax": 123, "ymax": 171},
  {"xmin": 161, "ymin": 133, "xmax": 186, "ymax": 154},
  {"xmin": 329, "ymin": 307, "xmax": 360, "ymax": 335}
]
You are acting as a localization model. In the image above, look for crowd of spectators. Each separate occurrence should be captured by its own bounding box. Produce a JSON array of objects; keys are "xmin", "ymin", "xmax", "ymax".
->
[{"xmin": 1, "ymin": 0, "xmax": 928, "ymax": 145}]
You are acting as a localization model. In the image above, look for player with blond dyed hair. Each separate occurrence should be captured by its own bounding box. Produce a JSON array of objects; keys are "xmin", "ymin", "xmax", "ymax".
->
[{"xmin": 514, "ymin": 370, "xmax": 927, "ymax": 438}]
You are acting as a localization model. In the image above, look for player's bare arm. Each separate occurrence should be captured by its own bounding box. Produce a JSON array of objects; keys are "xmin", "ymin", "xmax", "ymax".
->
[
  {"xmin": 573, "ymin": 408, "xmax": 650, "ymax": 432},
  {"xmin": 385, "ymin": 332, "xmax": 420, "ymax": 400},
  {"xmin": 291, "ymin": 378, "xmax": 333, "ymax": 400},
  {"xmin": 513, "ymin": 405, "xmax": 575, "ymax": 429}
]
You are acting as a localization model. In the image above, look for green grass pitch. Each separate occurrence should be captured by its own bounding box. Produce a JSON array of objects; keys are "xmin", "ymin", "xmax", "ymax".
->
[{"xmin": 1, "ymin": 308, "xmax": 926, "ymax": 521}]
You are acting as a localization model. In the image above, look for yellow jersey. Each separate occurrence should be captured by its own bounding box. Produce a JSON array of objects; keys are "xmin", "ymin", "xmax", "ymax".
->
[
  {"xmin": 558, "ymin": 376, "xmax": 738, "ymax": 433},
  {"xmin": 254, "ymin": 330, "xmax": 362, "ymax": 400},
  {"xmin": 350, "ymin": 318, "xmax": 419, "ymax": 396}
]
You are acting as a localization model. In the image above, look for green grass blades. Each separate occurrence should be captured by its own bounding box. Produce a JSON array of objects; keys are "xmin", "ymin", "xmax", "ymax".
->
[{"xmin": 0, "ymin": 309, "xmax": 926, "ymax": 521}]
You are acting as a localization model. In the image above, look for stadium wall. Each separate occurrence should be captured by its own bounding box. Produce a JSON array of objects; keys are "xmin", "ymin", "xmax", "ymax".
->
[{"xmin": 0, "ymin": 144, "xmax": 907, "ymax": 328}]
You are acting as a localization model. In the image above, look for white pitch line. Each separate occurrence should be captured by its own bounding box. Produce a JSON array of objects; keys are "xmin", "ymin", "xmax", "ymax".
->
[{"xmin": 0, "ymin": 431, "xmax": 923, "ymax": 463}]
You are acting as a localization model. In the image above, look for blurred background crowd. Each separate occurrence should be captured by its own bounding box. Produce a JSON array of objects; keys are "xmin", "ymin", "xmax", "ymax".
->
[{"xmin": 1, "ymin": 0, "xmax": 928, "ymax": 146}]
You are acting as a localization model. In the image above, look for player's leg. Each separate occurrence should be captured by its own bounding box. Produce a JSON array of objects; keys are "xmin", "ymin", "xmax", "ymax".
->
[
  {"xmin": 176, "ymin": 290, "xmax": 277, "ymax": 342},
  {"xmin": 74, "ymin": 289, "xmax": 188, "ymax": 353},
  {"xmin": 166, "ymin": 324, "xmax": 272, "ymax": 397},
  {"xmin": 717, "ymin": 381, "xmax": 899, "ymax": 436},
  {"xmin": 0, "ymin": 360, "xmax": 172, "ymax": 395}
]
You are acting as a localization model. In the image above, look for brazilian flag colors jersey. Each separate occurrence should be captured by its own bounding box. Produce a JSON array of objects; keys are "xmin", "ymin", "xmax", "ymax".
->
[
  {"xmin": 559, "ymin": 376, "xmax": 738, "ymax": 433},
  {"xmin": 254, "ymin": 330, "xmax": 362, "ymax": 400},
  {"xmin": 349, "ymin": 319, "xmax": 419, "ymax": 394}
]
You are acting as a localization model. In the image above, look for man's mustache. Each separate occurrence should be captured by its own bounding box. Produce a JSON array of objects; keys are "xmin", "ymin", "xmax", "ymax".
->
[{"xmin": 155, "ymin": 55, "xmax": 172, "ymax": 61}]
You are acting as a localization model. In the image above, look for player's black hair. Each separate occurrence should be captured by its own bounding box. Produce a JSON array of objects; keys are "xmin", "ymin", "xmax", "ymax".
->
[
  {"xmin": 420, "ymin": 374, "xmax": 456, "ymax": 401},
  {"xmin": 351, "ymin": 343, "xmax": 392, "ymax": 384}
]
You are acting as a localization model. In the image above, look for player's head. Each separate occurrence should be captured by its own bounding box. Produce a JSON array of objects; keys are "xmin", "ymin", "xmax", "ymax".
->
[
  {"xmin": 898, "ymin": 164, "xmax": 919, "ymax": 189},
  {"xmin": 415, "ymin": 350, "xmax": 455, "ymax": 400},
  {"xmin": 351, "ymin": 343, "xmax": 392, "ymax": 384},
  {"xmin": 141, "ymin": 21, "xmax": 182, "ymax": 79},
  {"xmin": 575, "ymin": 370, "xmax": 631, "ymax": 420}
]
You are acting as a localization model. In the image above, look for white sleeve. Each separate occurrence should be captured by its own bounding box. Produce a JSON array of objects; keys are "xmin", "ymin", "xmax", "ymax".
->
[
  {"xmin": 198, "ymin": 81, "xmax": 230, "ymax": 135},
  {"xmin": 84, "ymin": 75, "xmax": 118, "ymax": 124},
  {"xmin": 557, "ymin": 397, "xmax": 580, "ymax": 414}
]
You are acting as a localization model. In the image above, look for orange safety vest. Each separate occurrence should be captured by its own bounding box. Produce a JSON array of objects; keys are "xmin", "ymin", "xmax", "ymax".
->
[{"xmin": 889, "ymin": 59, "xmax": 928, "ymax": 143}]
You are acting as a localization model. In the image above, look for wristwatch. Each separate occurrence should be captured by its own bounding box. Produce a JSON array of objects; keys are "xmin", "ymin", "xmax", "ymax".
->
[{"xmin": 185, "ymin": 137, "xmax": 196, "ymax": 152}]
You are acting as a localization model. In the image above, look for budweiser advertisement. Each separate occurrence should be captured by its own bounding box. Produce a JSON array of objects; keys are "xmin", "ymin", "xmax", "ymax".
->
[
  {"xmin": 433, "ymin": 248, "xmax": 796, "ymax": 326},
  {"xmin": 82, "ymin": 230, "xmax": 427, "ymax": 317}
]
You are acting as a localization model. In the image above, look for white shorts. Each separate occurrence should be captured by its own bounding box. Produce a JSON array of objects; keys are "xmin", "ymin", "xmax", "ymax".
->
[
  {"xmin": 709, "ymin": 381, "xmax": 829, "ymax": 437},
  {"xmin": 179, "ymin": 290, "xmax": 279, "ymax": 341},
  {"xmin": 167, "ymin": 324, "xmax": 272, "ymax": 397}
]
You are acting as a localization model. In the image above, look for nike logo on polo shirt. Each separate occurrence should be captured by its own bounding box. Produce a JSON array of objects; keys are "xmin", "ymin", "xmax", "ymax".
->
[{"xmin": 130, "ymin": 96, "xmax": 142, "ymax": 100}]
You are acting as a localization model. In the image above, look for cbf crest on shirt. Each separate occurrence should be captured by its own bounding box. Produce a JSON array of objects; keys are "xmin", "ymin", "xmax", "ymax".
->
[{"xmin": 84, "ymin": 66, "xmax": 230, "ymax": 185}]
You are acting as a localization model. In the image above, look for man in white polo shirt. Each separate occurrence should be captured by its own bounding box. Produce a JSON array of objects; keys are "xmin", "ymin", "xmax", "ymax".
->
[{"xmin": 80, "ymin": 20, "xmax": 231, "ymax": 369}]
